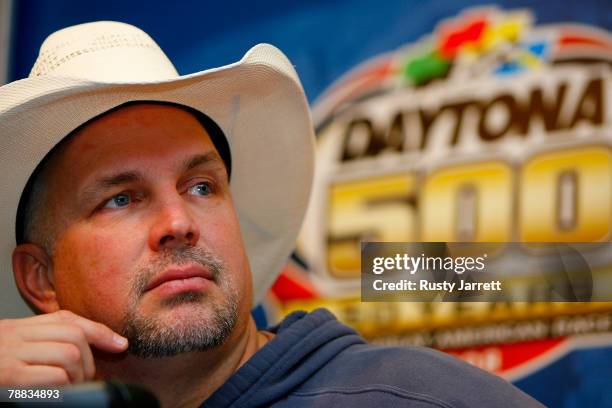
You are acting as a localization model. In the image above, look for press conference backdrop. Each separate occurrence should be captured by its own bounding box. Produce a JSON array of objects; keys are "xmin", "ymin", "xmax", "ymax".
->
[{"xmin": 9, "ymin": 1, "xmax": 612, "ymax": 406}]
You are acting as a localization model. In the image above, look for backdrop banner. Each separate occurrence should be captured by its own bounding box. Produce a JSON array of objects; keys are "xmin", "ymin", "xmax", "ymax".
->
[{"xmin": 11, "ymin": 2, "xmax": 612, "ymax": 407}]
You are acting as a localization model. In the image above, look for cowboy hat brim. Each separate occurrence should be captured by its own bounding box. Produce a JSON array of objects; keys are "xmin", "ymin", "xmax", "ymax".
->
[{"xmin": 0, "ymin": 43, "xmax": 315, "ymax": 317}]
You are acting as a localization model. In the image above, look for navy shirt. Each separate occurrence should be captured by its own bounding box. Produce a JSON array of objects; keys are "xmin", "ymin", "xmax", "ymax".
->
[{"xmin": 202, "ymin": 308, "xmax": 544, "ymax": 407}]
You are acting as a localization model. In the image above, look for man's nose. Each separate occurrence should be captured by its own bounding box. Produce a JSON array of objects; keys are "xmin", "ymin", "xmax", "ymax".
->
[{"xmin": 148, "ymin": 197, "xmax": 201, "ymax": 251}]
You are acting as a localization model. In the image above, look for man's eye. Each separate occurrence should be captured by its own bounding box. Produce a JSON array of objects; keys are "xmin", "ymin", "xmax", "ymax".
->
[
  {"xmin": 188, "ymin": 182, "xmax": 212, "ymax": 196},
  {"xmin": 103, "ymin": 193, "xmax": 131, "ymax": 209}
]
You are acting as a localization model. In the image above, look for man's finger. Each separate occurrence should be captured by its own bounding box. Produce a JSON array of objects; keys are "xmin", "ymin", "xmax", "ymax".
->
[
  {"xmin": 13, "ymin": 365, "xmax": 70, "ymax": 386},
  {"xmin": 20, "ymin": 311, "xmax": 128, "ymax": 353},
  {"xmin": 17, "ymin": 324, "xmax": 96, "ymax": 380},
  {"xmin": 14, "ymin": 342, "xmax": 84, "ymax": 383},
  {"xmin": 59, "ymin": 313, "xmax": 128, "ymax": 353}
]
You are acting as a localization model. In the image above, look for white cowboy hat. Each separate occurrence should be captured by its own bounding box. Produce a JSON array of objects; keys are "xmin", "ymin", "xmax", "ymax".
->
[{"xmin": 0, "ymin": 21, "xmax": 315, "ymax": 317}]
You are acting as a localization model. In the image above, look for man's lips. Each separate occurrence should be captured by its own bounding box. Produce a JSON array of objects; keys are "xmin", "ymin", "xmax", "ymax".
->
[{"xmin": 145, "ymin": 265, "xmax": 214, "ymax": 292}]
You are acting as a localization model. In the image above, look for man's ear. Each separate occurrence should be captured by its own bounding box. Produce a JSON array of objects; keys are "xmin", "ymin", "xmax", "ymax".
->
[{"xmin": 12, "ymin": 244, "xmax": 59, "ymax": 313}]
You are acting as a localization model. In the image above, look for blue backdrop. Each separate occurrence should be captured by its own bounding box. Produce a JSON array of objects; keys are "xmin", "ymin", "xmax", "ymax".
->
[{"xmin": 10, "ymin": 0, "xmax": 612, "ymax": 102}]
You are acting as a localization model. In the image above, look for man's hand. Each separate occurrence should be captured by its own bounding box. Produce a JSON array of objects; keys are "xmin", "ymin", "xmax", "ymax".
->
[{"xmin": 0, "ymin": 310, "xmax": 128, "ymax": 386}]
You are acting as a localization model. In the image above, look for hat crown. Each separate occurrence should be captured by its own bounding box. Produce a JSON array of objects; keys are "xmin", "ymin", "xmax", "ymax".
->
[{"xmin": 29, "ymin": 21, "xmax": 179, "ymax": 82}]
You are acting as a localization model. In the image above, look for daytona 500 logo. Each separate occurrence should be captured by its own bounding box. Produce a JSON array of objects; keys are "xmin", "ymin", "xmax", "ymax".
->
[{"xmin": 299, "ymin": 7, "xmax": 612, "ymax": 282}]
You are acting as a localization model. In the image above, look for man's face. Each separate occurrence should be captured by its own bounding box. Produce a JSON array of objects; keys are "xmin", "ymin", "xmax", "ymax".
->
[{"xmin": 40, "ymin": 103, "xmax": 252, "ymax": 356}]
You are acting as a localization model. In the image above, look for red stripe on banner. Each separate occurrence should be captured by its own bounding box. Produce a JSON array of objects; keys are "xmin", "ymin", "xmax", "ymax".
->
[
  {"xmin": 271, "ymin": 263, "xmax": 318, "ymax": 301},
  {"xmin": 557, "ymin": 28, "xmax": 612, "ymax": 55},
  {"xmin": 446, "ymin": 338, "xmax": 566, "ymax": 374},
  {"xmin": 560, "ymin": 36, "xmax": 608, "ymax": 48},
  {"xmin": 324, "ymin": 58, "xmax": 394, "ymax": 108}
]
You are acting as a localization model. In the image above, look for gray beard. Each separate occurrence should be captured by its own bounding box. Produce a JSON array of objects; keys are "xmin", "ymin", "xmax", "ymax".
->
[{"xmin": 120, "ymin": 247, "xmax": 239, "ymax": 358}]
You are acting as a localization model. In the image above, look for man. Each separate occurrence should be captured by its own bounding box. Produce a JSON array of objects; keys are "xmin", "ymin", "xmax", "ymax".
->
[{"xmin": 0, "ymin": 22, "xmax": 542, "ymax": 407}]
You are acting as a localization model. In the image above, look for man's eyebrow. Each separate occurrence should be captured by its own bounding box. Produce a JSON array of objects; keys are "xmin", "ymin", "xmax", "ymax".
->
[
  {"xmin": 79, "ymin": 153, "xmax": 225, "ymax": 205},
  {"xmin": 97, "ymin": 171, "xmax": 143, "ymax": 187},
  {"xmin": 80, "ymin": 171, "xmax": 143, "ymax": 203},
  {"xmin": 181, "ymin": 152, "xmax": 226, "ymax": 173}
]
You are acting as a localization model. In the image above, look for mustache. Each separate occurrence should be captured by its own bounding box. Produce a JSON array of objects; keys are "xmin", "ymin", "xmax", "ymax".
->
[{"xmin": 131, "ymin": 246, "xmax": 225, "ymax": 296}]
